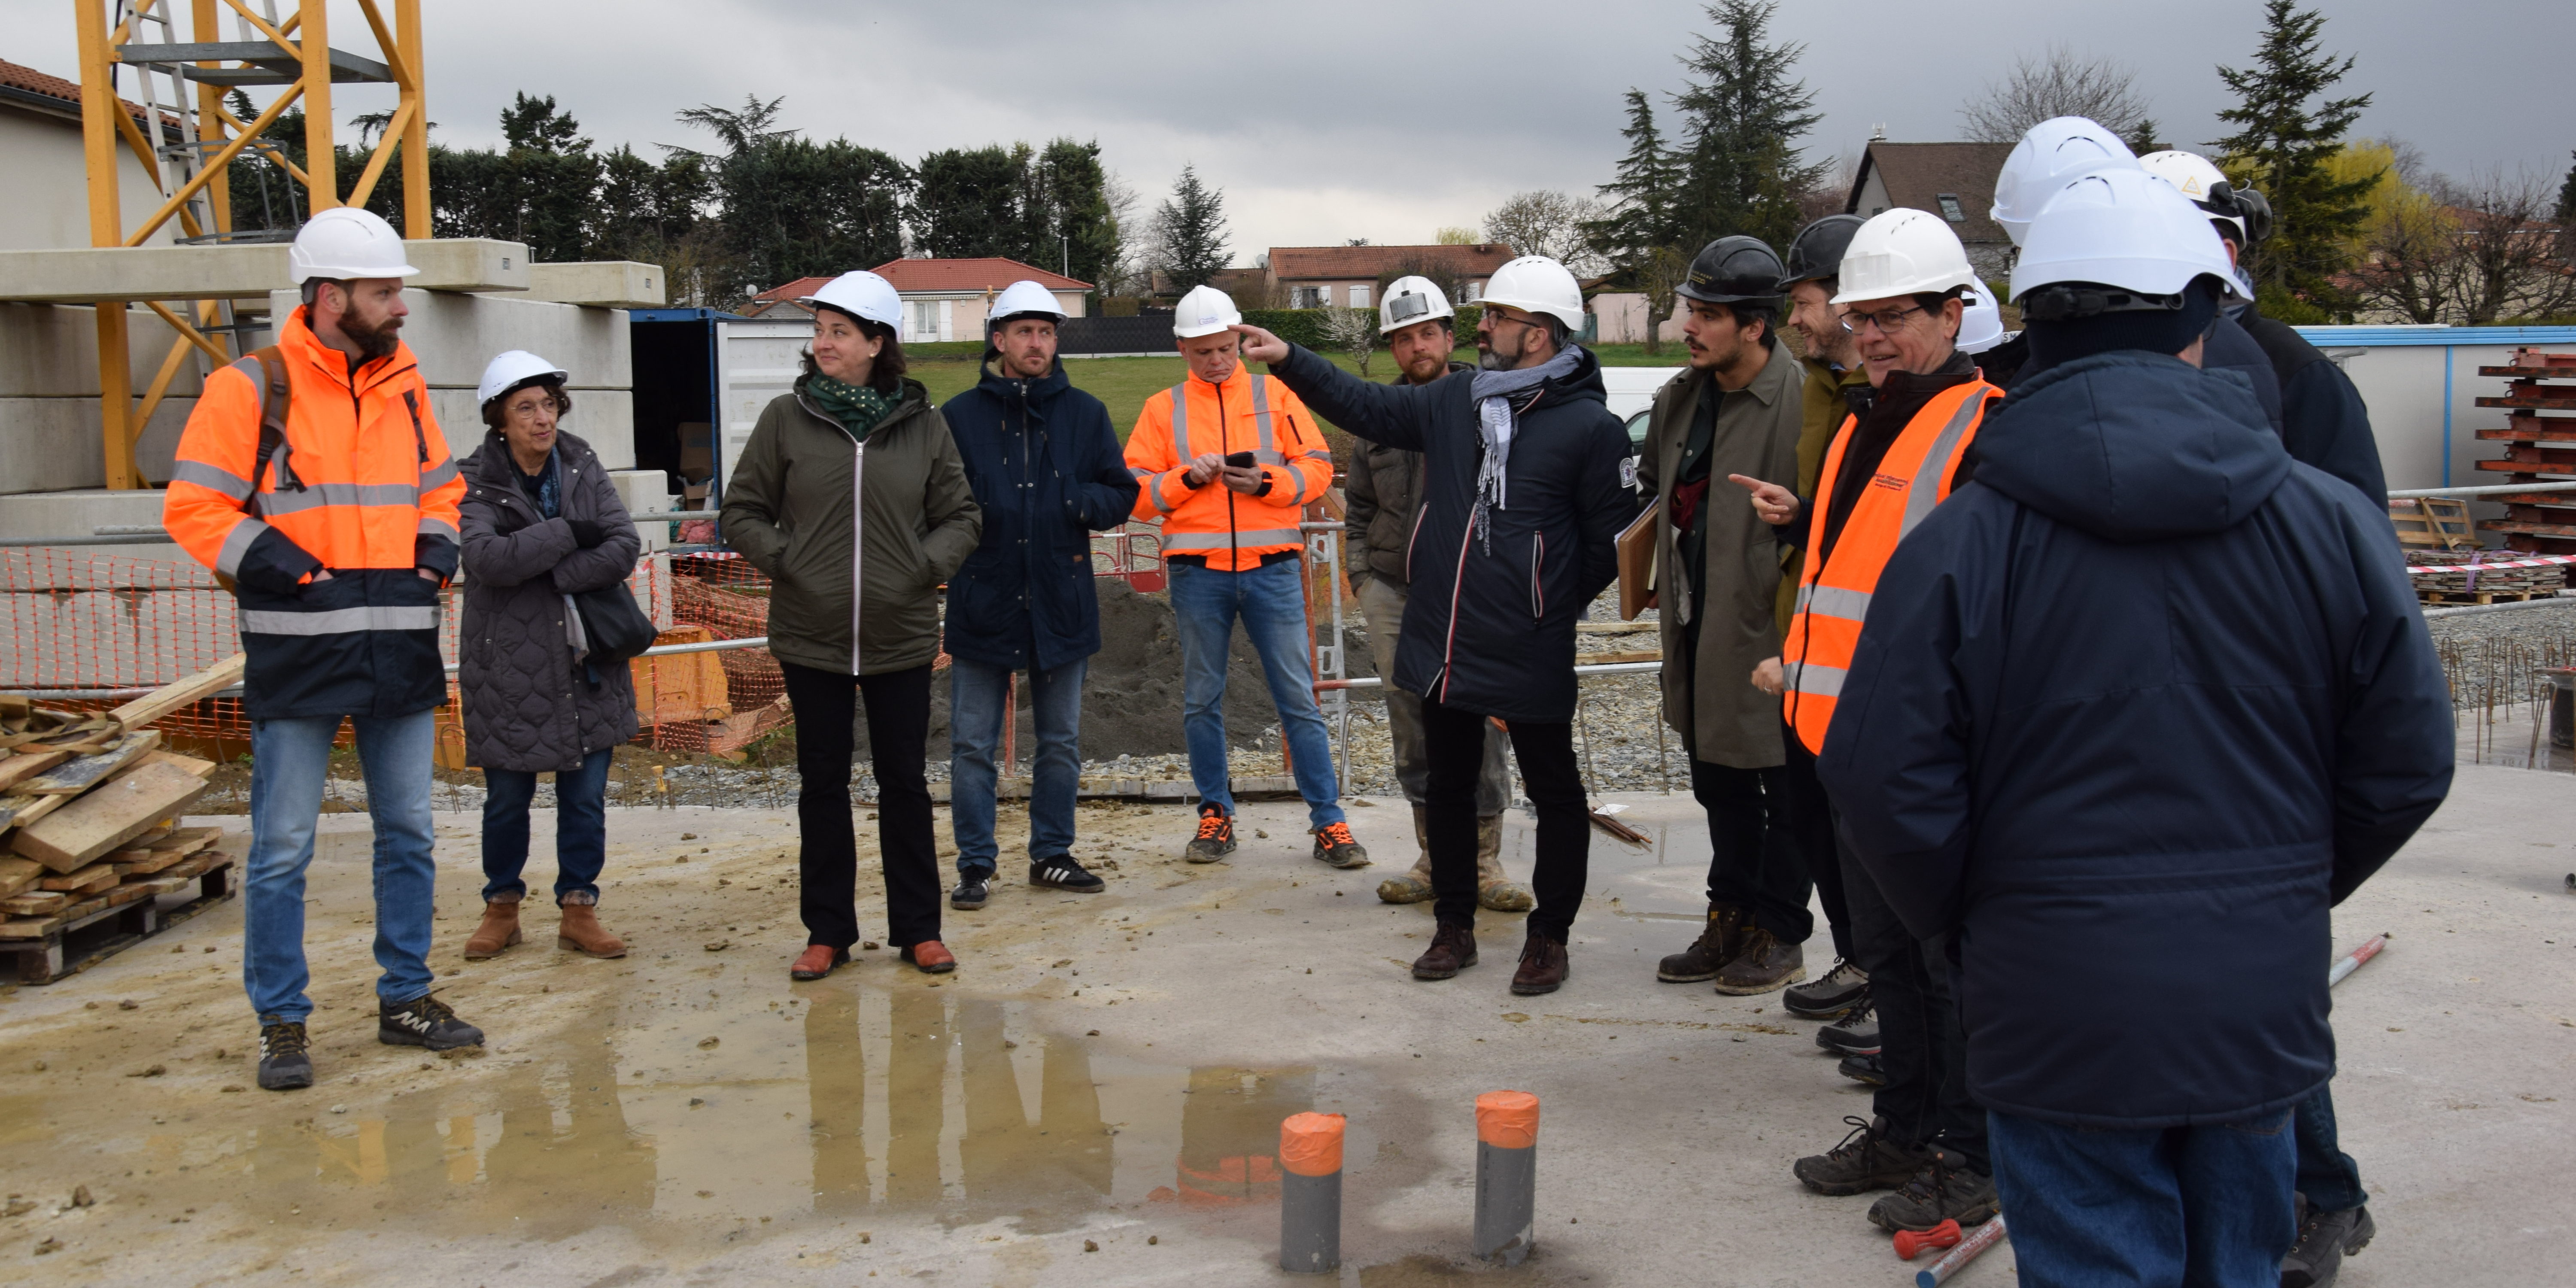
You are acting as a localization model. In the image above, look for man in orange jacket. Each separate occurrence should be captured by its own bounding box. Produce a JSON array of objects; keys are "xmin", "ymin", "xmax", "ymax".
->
[
  {"xmin": 1124, "ymin": 285, "xmax": 1365, "ymax": 869},
  {"xmin": 162, "ymin": 208, "xmax": 483, "ymax": 1093}
]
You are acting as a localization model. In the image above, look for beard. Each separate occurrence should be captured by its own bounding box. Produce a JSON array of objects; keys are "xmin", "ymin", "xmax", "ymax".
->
[{"xmin": 339, "ymin": 307, "xmax": 404, "ymax": 363}]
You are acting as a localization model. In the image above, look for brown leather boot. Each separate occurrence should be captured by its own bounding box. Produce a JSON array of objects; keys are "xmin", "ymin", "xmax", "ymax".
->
[
  {"xmin": 1656, "ymin": 902, "xmax": 1746, "ymax": 982},
  {"xmin": 462, "ymin": 896, "xmax": 522, "ymax": 961},
  {"xmin": 1410, "ymin": 923, "xmax": 1477, "ymax": 979},
  {"xmin": 1378, "ymin": 806, "xmax": 1437, "ymax": 903},
  {"xmin": 1510, "ymin": 930, "xmax": 1570, "ymax": 996},
  {"xmin": 1473, "ymin": 814, "xmax": 1535, "ymax": 911},
  {"xmin": 1713, "ymin": 927, "xmax": 1804, "ymax": 995},
  {"xmin": 555, "ymin": 900, "xmax": 627, "ymax": 959}
]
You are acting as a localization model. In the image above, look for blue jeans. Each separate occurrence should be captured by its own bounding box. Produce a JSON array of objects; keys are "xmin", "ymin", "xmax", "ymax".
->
[
  {"xmin": 244, "ymin": 709, "xmax": 439, "ymax": 1022},
  {"xmin": 1989, "ymin": 1108, "xmax": 2298, "ymax": 1288},
  {"xmin": 949, "ymin": 655, "xmax": 1088, "ymax": 878},
  {"xmin": 2293, "ymin": 1083, "xmax": 2367, "ymax": 1212},
  {"xmin": 480, "ymin": 746, "xmax": 614, "ymax": 905},
  {"xmin": 1167, "ymin": 560, "xmax": 1343, "ymax": 828}
]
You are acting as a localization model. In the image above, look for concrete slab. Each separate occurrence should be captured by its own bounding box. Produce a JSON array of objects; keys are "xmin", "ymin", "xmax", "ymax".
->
[
  {"xmin": 270, "ymin": 289, "xmax": 632, "ymax": 390},
  {"xmin": 521, "ymin": 261, "xmax": 666, "ymax": 309},
  {"xmin": 423, "ymin": 388, "xmax": 635, "ymax": 470},
  {"xmin": 0, "ymin": 239, "xmax": 533, "ymax": 303},
  {"xmin": 0, "ymin": 765, "xmax": 2563, "ymax": 1285},
  {"xmin": 0, "ymin": 395, "xmax": 198, "ymax": 493},
  {"xmin": 0, "ymin": 302, "xmax": 212, "ymax": 398}
]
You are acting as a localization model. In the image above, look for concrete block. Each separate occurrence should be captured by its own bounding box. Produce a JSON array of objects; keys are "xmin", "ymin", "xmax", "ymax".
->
[
  {"xmin": 422, "ymin": 388, "xmax": 633, "ymax": 471},
  {"xmin": 0, "ymin": 238, "xmax": 532, "ymax": 302},
  {"xmin": 523, "ymin": 262, "xmax": 665, "ymax": 308},
  {"xmin": 0, "ymin": 302, "xmax": 213, "ymax": 398},
  {"xmin": 273, "ymin": 288, "xmax": 632, "ymax": 389},
  {"xmin": 0, "ymin": 395, "xmax": 199, "ymax": 493}
]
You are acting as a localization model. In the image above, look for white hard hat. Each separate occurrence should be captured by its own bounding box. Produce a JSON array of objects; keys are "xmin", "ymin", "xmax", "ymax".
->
[
  {"xmin": 288, "ymin": 206, "xmax": 419, "ymax": 283},
  {"xmin": 477, "ymin": 350, "xmax": 570, "ymax": 407},
  {"xmin": 2137, "ymin": 150, "xmax": 2246, "ymax": 243},
  {"xmin": 1990, "ymin": 117, "xmax": 2139, "ymax": 248},
  {"xmin": 1172, "ymin": 284, "xmax": 1242, "ymax": 339},
  {"xmin": 1956, "ymin": 283, "xmax": 2006, "ymax": 355},
  {"xmin": 1379, "ymin": 275, "xmax": 1455, "ymax": 334},
  {"xmin": 799, "ymin": 270, "xmax": 902, "ymax": 330},
  {"xmin": 1479, "ymin": 255, "xmax": 1586, "ymax": 329},
  {"xmin": 1830, "ymin": 210, "xmax": 1981, "ymax": 304},
  {"xmin": 987, "ymin": 279, "xmax": 1067, "ymax": 327},
  {"xmin": 2010, "ymin": 167, "xmax": 2241, "ymax": 306}
]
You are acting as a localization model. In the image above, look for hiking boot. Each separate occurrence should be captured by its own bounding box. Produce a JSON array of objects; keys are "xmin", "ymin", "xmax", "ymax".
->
[
  {"xmin": 1838, "ymin": 1053, "xmax": 1887, "ymax": 1086},
  {"xmin": 901, "ymin": 941, "xmax": 956, "ymax": 974},
  {"xmin": 1793, "ymin": 1115, "xmax": 1933, "ymax": 1195},
  {"xmin": 1868, "ymin": 1151, "xmax": 1999, "ymax": 1233},
  {"xmin": 1184, "ymin": 805, "xmax": 1236, "ymax": 863},
  {"xmin": 1817, "ymin": 989, "xmax": 1880, "ymax": 1055},
  {"xmin": 1656, "ymin": 903, "xmax": 1748, "ymax": 983},
  {"xmin": 2282, "ymin": 1202, "xmax": 2375, "ymax": 1288},
  {"xmin": 256, "ymin": 1019, "xmax": 313, "ymax": 1091},
  {"xmin": 1380, "ymin": 808, "xmax": 1437, "ymax": 902},
  {"xmin": 1412, "ymin": 923, "xmax": 1478, "ymax": 980},
  {"xmin": 462, "ymin": 894, "xmax": 522, "ymax": 961},
  {"xmin": 951, "ymin": 876, "xmax": 990, "ymax": 910},
  {"xmin": 1784, "ymin": 957, "xmax": 1868, "ymax": 1017},
  {"xmin": 555, "ymin": 899, "xmax": 626, "ymax": 959},
  {"xmin": 1030, "ymin": 854, "xmax": 1106, "ymax": 892},
  {"xmin": 1510, "ymin": 930, "xmax": 1570, "ymax": 996},
  {"xmin": 1712, "ymin": 927, "xmax": 1804, "ymax": 995},
  {"xmin": 1312, "ymin": 821, "xmax": 1370, "ymax": 869},
  {"xmin": 790, "ymin": 945, "xmax": 848, "ymax": 981},
  {"xmin": 1474, "ymin": 814, "xmax": 1534, "ymax": 911},
  {"xmin": 378, "ymin": 994, "xmax": 484, "ymax": 1051}
]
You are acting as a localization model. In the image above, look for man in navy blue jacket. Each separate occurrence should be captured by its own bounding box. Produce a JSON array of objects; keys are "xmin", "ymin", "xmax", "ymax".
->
[
  {"xmin": 939, "ymin": 283, "xmax": 1140, "ymax": 909},
  {"xmin": 1818, "ymin": 173, "xmax": 2451, "ymax": 1287}
]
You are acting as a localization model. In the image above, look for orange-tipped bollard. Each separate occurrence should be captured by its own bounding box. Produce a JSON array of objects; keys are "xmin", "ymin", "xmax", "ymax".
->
[
  {"xmin": 1473, "ymin": 1091, "xmax": 1540, "ymax": 1266},
  {"xmin": 1278, "ymin": 1112, "xmax": 1345, "ymax": 1273},
  {"xmin": 1894, "ymin": 1218, "xmax": 1964, "ymax": 1260}
]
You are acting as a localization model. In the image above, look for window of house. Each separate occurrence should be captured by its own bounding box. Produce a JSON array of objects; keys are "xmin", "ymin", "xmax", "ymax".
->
[
  {"xmin": 913, "ymin": 300, "xmax": 939, "ymax": 339},
  {"xmin": 1349, "ymin": 284, "xmax": 1370, "ymax": 308},
  {"xmin": 1292, "ymin": 286, "xmax": 1323, "ymax": 309},
  {"xmin": 1937, "ymin": 193, "xmax": 1965, "ymax": 222},
  {"xmin": 1464, "ymin": 281, "xmax": 1482, "ymax": 302}
]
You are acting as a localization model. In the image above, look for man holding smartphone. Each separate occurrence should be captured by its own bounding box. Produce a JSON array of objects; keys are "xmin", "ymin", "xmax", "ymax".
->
[{"xmin": 1124, "ymin": 285, "xmax": 1365, "ymax": 870}]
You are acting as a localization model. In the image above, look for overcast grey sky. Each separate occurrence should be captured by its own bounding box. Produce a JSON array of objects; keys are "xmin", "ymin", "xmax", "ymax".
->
[{"xmin": 13, "ymin": 0, "xmax": 2562, "ymax": 264}]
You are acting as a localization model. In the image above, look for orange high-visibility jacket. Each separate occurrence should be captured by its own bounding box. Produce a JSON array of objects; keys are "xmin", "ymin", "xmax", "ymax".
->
[
  {"xmin": 162, "ymin": 306, "xmax": 465, "ymax": 720},
  {"xmin": 1781, "ymin": 378, "xmax": 1999, "ymax": 754},
  {"xmin": 1123, "ymin": 364, "xmax": 1335, "ymax": 572}
]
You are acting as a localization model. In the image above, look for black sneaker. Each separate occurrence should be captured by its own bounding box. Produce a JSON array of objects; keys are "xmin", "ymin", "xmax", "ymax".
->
[
  {"xmin": 951, "ymin": 876, "xmax": 991, "ymax": 910},
  {"xmin": 1838, "ymin": 1053, "xmax": 1886, "ymax": 1086},
  {"xmin": 1784, "ymin": 957, "xmax": 1868, "ymax": 1017},
  {"xmin": 1868, "ymin": 1150, "xmax": 1999, "ymax": 1233},
  {"xmin": 1030, "ymin": 854, "xmax": 1106, "ymax": 893},
  {"xmin": 256, "ymin": 1019, "xmax": 313, "ymax": 1091},
  {"xmin": 1817, "ymin": 990, "xmax": 1880, "ymax": 1055},
  {"xmin": 1792, "ymin": 1115, "xmax": 1934, "ymax": 1195},
  {"xmin": 378, "ymin": 993, "xmax": 485, "ymax": 1051},
  {"xmin": 2282, "ymin": 1201, "xmax": 2375, "ymax": 1288}
]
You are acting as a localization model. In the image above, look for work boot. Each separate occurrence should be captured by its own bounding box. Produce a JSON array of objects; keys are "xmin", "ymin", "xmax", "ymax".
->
[
  {"xmin": 1030, "ymin": 854, "xmax": 1106, "ymax": 892},
  {"xmin": 1784, "ymin": 957, "xmax": 1869, "ymax": 1018},
  {"xmin": 256, "ymin": 1018, "xmax": 313, "ymax": 1092},
  {"xmin": 1656, "ymin": 903, "xmax": 1748, "ymax": 983},
  {"xmin": 2282, "ymin": 1201, "xmax": 2376, "ymax": 1288},
  {"xmin": 1838, "ymin": 1052, "xmax": 1888, "ymax": 1086},
  {"xmin": 1793, "ymin": 1115, "xmax": 1933, "ymax": 1196},
  {"xmin": 1474, "ymin": 814, "xmax": 1534, "ymax": 911},
  {"xmin": 1311, "ymin": 821, "xmax": 1370, "ymax": 869},
  {"xmin": 1713, "ymin": 927, "xmax": 1804, "ymax": 995},
  {"xmin": 378, "ymin": 993, "xmax": 484, "ymax": 1051},
  {"xmin": 1378, "ymin": 808, "xmax": 1437, "ymax": 902},
  {"xmin": 1868, "ymin": 1150, "xmax": 1999, "ymax": 1233},
  {"xmin": 1817, "ymin": 988, "xmax": 1880, "ymax": 1055},
  {"xmin": 462, "ymin": 894, "xmax": 522, "ymax": 961},
  {"xmin": 555, "ymin": 897, "xmax": 626, "ymax": 959},
  {"xmin": 1411, "ymin": 923, "xmax": 1478, "ymax": 980},
  {"xmin": 1510, "ymin": 930, "xmax": 1570, "ymax": 996},
  {"xmin": 1185, "ymin": 805, "xmax": 1236, "ymax": 863}
]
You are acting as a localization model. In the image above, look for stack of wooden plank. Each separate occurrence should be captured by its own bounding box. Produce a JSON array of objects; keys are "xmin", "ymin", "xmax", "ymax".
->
[{"xmin": 2407, "ymin": 547, "xmax": 2570, "ymax": 603}]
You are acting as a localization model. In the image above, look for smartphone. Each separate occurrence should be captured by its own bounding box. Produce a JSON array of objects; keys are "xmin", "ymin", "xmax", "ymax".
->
[{"xmin": 1225, "ymin": 451, "xmax": 1256, "ymax": 469}]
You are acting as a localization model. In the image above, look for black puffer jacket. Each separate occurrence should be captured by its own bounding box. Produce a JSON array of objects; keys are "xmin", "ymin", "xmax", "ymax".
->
[
  {"xmin": 1270, "ymin": 343, "xmax": 1632, "ymax": 723},
  {"xmin": 457, "ymin": 429, "xmax": 641, "ymax": 772}
]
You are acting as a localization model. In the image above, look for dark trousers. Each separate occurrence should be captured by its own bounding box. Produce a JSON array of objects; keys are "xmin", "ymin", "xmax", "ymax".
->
[
  {"xmin": 1423, "ymin": 694, "xmax": 1589, "ymax": 941},
  {"xmin": 781, "ymin": 661, "xmax": 941, "ymax": 951},
  {"xmin": 1841, "ymin": 813, "xmax": 1986, "ymax": 1173},
  {"xmin": 2293, "ymin": 1083, "xmax": 2368, "ymax": 1212},
  {"xmin": 1780, "ymin": 723, "xmax": 1850, "ymax": 960},
  {"xmin": 1691, "ymin": 758, "xmax": 1813, "ymax": 943},
  {"xmin": 480, "ymin": 745, "xmax": 614, "ymax": 905}
]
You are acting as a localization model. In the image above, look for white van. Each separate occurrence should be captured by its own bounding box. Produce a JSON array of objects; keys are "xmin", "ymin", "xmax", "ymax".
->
[{"xmin": 1597, "ymin": 365, "xmax": 1686, "ymax": 456}]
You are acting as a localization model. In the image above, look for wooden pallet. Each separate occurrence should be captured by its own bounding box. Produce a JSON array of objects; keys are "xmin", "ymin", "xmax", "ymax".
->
[
  {"xmin": 2389, "ymin": 497, "xmax": 2477, "ymax": 549},
  {"xmin": 0, "ymin": 851, "xmax": 234, "ymax": 984},
  {"xmin": 2420, "ymin": 588, "xmax": 2555, "ymax": 605}
]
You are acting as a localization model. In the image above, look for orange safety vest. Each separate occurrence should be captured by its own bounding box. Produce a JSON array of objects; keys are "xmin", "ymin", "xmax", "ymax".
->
[
  {"xmin": 1122, "ymin": 364, "xmax": 1335, "ymax": 572},
  {"xmin": 1781, "ymin": 379, "xmax": 1998, "ymax": 754}
]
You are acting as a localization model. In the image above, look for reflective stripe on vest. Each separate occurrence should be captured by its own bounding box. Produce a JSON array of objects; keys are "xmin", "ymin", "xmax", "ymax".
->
[
  {"xmin": 1780, "ymin": 379, "xmax": 1996, "ymax": 755},
  {"xmin": 1160, "ymin": 528, "xmax": 1303, "ymax": 550},
  {"xmin": 237, "ymin": 605, "xmax": 441, "ymax": 635}
]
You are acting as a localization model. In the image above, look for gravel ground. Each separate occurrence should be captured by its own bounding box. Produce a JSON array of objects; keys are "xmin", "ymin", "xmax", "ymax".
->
[{"xmin": 2427, "ymin": 599, "xmax": 2576, "ymax": 711}]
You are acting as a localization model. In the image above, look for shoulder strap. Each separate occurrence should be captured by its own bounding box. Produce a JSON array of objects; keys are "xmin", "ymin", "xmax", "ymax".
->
[
  {"xmin": 401, "ymin": 388, "xmax": 429, "ymax": 463},
  {"xmin": 242, "ymin": 346, "xmax": 297, "ymax": 514}
]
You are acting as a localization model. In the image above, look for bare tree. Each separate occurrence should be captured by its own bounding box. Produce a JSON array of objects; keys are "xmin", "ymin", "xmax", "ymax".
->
[
  {"xmin": 1484, "ymin": 190, "xmax": 1608, "ymax": 273},
  {"xmin": 1320, "ymin": 306, "xmax": 1382, "ymax": 376},
  {"xmin": 1799, "ymin": 149, "xmax": 1860, "ymax": 225},
  {"xmin": 1434, "ymin": 226, "xmax": 1480, "ymax": 245},
  {"xmin": 2355, "ymin": 164, "xmax": 2576, "ymax": 325},
  {"xmin": 1633, "ymin": 245, "xmax": 1691, "ymax": 357},
  {"xmin": 1959, "ymin": 46, "xmax": 2150, "ymax": 144}
]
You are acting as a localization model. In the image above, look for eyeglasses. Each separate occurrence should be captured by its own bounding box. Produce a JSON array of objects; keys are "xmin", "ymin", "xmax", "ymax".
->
[
  {"xmin": 1484, "ymin": 310, "xmax": 1543, "ymax": 331},
  {"xmin": 1840, "ymin": 304, "xmax": 1929, "ymax": 335}
]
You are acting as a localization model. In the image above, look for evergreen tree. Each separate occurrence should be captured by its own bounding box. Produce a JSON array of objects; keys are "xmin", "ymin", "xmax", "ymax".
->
[
  {"xmin": 1155, "ymin": 165, "xmax": 1229, "ymax": 293},
  {"xmin": 1026, "ymin": 138, "xmax": 1117, "ymax": 286},
  {"xmin": 2556, "ymin": 149, "xmax": 2576, "ymax": 226},
  {"xmin": 1669, "ymin": 0, "xmax": 1827, "ymax": 252},
  {"xmin": 1586, "ymin": 90, "xmax": 1691, "ymax": 355},
  {"xmin": 498, "ymin": 92, "xmax": 587, "ymax": 155},
  {"xmin": 2213, "ymin": 0, "xmax": 2376, "ymax": 321},
  {"xmin": 908, "ymin": 145, "xmax": 1026, "ymax": 258},
  {"xmin": 676, "ymin": 97, "xmax": 910, "ymax": 300}
]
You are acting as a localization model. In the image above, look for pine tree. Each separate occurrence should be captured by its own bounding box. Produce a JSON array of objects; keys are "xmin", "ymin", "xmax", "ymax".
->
[
  {"xmin": 1155, "ymin": 165, "xmax": 1229, "ymax": 294},
  {"xmin": 1669, "ymin": 0, "xmax": 1827, "ymax": 252},
  {"xmin": 2213, "ymin": 0, "xmax": 2376, "ymax": 321},
  {"xmin": 1587, "ymin": 90, "xmax": 1688, "ymax": 354},
  {"xmin": 907, "ymin": 145, "xmax": 1025, "ymax": 259},
  {"xmin": 2557, "ymin": 150, "xmax": 2576, "ymax": 226},
  {"xmin": 1027, "ymin": 139, "xmax": 1118, "ymax": 286}
]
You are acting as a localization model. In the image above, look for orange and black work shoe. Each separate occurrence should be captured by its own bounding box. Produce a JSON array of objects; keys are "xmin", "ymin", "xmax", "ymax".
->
[
  {"xmin": 1311, "ymin": 820, "xmax": 1370, "ymax": 869},
  {"xmin": 1185, "ymin": 805, "xmax": 1236, "ymax": 863}
]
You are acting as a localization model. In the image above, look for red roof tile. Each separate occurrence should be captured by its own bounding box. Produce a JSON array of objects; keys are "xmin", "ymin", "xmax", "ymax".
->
[
  {"xmin": 1845, "ymin": 142, "xmax": 2017, "ymax": 245},
  {"xmin": 0, "ymin": 56, "xmax": 170, "ymax": 126},
  {"xmin": 1268, "ymin": 243, "xmax": 1516, "ymax": 281}
]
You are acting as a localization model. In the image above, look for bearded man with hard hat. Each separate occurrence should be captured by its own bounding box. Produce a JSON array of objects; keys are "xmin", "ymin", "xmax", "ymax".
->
[
  {"xmin": 1347, "ymin": 276, "xmax": 1530, "ymax": 915},
  {"xmin": 162, "ymin": 207, "xmax": 480, "ymax": 1092},
  {"xmin": 1237, "ymin": 256, "xmax": 1634, "ymax": 997},
  {"xmin": 1817, "ymin": 164, "xmax": 2448, "ymax": 1288},
  {"xmin": 1122, "ymin": 285, "xmax": 1361, "ymax": 871}
]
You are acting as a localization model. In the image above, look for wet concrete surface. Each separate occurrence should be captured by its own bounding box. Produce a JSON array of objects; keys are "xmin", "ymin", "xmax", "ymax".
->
[{"xmin": 0, "ymin": 766, "xmax": 2568, "ymax": 1285}]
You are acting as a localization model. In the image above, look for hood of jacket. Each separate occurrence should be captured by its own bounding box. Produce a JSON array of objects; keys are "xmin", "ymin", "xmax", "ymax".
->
[
  {"xmin": 1526, "ymin": 343, "xmax": 1610, "ymax": 409},
  {"xmin": 973, "ymin": 355, "xmax": 1072, "ymax": 410},
  {"xmin": 1974, "ymin": 350, "xmax": 2289, "ymax": 545}
]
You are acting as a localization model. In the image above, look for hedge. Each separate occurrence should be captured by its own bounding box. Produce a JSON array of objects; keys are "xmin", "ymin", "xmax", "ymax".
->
[{"xmin": 1238, "ymin": 304, "xmax": 1486, "ymax": 352}]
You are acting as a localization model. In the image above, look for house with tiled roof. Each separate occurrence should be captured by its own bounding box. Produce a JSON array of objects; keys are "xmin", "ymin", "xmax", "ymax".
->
[
  {"xmin": 1263, "ymin": 243, "xmax": 1516, "ymax": 310},
  {"xmin": 0, "ymin": 56, "xmax": 185, "ymax": 250},
  {"xmin": 1844, "ymin": 141, "xmax": 2018, "ymax": 279},
  {"xmin": 742, "ymin": 256, "xmax": 1091, "ymax": 342}
]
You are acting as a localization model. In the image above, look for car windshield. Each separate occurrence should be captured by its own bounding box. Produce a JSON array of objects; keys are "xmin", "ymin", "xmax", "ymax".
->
[{"xmin": 1625, "ymin": 410, "xmax": 1651, "ymax": 454}]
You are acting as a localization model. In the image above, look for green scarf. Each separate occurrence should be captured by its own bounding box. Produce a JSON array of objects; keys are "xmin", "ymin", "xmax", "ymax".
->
[{"xmin": 806, "ymin": 373, "xmax": 900, "ymax": 442}]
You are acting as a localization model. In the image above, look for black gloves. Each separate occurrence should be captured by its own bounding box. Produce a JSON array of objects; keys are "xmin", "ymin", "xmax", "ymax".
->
[{"xmin": 567, "ymin": 519, "xmax": 608, "ymax": 549}]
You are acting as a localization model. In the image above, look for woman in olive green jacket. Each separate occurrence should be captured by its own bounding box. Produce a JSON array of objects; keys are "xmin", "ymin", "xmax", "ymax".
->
[{"xmin": 719, "ymin": 271, "xmax": 981, "ymax": 981}]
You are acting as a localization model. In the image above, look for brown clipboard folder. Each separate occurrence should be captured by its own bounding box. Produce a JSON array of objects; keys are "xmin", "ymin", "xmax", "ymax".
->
[{"xmin": 1617, "ymin": 499, "xmax": 1659, "ymax": 621}]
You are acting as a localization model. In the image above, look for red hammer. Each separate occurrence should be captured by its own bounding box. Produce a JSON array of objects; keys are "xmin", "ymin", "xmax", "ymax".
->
[{"xmin": 1894, "ymin": 1219, "xmax": 1965, "ymax": 1261}]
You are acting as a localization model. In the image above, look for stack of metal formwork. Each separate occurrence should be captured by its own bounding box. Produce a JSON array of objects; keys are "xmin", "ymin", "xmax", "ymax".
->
[{"xmin": 2474, "ymin": 349, "xmax": 2576, "ymax": 556}]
